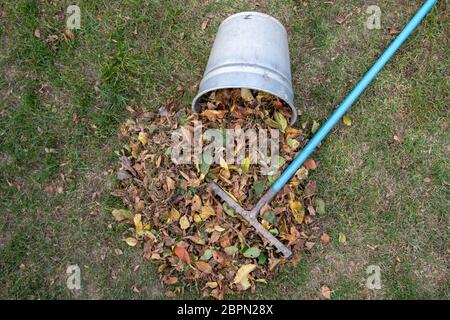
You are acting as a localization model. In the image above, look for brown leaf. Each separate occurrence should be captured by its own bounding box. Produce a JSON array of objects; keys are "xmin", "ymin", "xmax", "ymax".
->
[
  {"xmin": 63, "ymin": 28, "xmax": 75, "ymax": 41},
  {"xmin": 195, "ymin": 261, "xmax": 213, "ymax": 274},
  {"xmin": 321, "ymin": 233, "xmax": 330, "ymax": 245},
  {"xmin": 201, "ymin": 19, "xmax": 209, "ymax": 30},
  {"xmin": 321, "ymin": 285, "xmax": 331, "ymax": 299},
  {"xmin": 388, "ymin": 27, "xmax": 400, "ymax": 35},
  {"xmin": 303, "ymin": 180, "xmax": 317, "ymax": 198},
  {"xmin": 166, "ymin": 176, "xmax": 176, "ymax": 192},
  {"xmin": 303, "ymin": 158, "xmax": 317, "ymax": 170},
  {"xmin": 201, "ymin": 109, "xmax": 226, "ymax": 121},
  {"xmin": 174, "ymin": 245, "xmax": 191, "ymax": 265},
  {"xmin": 163, "ymin": 276, "xmax": 178, "ymax": 285}
]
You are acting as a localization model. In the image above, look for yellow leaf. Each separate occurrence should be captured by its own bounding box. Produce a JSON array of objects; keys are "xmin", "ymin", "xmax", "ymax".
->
[
  {"xmin": 125, "ymin": 237, "xmax": 138, "ymax": 247},
  {"xmin": 339, "ymin": 232, "xmax": 347, "ymax": 244},
  {"xmin": 289, "ymin": 200, "xmax": 305, "ymax": 224},
  {"xmin": 233, "ymin": 264, "xmax": 257, "ymax": 290},
  {"xmin": 134, "ymin": 214, "xmax": 143, "ymax": 233},
  {"xmin": 193, "ymin": 214, "xmax": 202, "ymax": 223},
  {"xmin": 138, "ymin": 131, "xmax": 148, "ymax": 145},
  {"xmin": 168, "ymin": 208, "xmax": 181, "ymax": 223},
  {"xmin": 295, "ymin": 167, "xmax": 309, "ymax": 181},
  {"xmin": 179, "ymin": 215, "xmax": 190, "ymax": 230},
  {"xmin": 200, "ymin": 205, "xmax": 215, "ymax": 220},
  {"xmin": 274, "ymin": 111, "xmax": 288, "ymax": 132},
  {"xmin": 219, "ymin": 157, "xmax": 229, "ymax": 171},
  {"xmin": 214, "ymin": 225, "xmax": 225, "ymax": 232},
  {"xmin": 241, "ymin": 157, "xmax": 250, "ymax": 174},
  {"xmin": 112, "ymin": 209, "xmax": 133, "ymax": 222},
  {"xmin": 343, "ymin": 115, "xmax": 352, "ymax": 126},
  {"xmin": 205, "ymin": 281, "xmax": 218, "ymax": 289},
  {"xmin": 240, "ymin": 88, "xmax": 254, "ymax": 102}
]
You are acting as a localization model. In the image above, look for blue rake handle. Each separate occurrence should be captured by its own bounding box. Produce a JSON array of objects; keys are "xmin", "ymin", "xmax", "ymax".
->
[{"xmin": 271, "ymin": 0, "xmax": 437, "ymax": 193}]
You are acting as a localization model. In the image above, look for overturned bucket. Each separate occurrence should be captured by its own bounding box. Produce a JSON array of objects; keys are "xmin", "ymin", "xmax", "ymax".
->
[{"xmin": 192, "ymin": 12, "xmax": 297, "ymax": 125}]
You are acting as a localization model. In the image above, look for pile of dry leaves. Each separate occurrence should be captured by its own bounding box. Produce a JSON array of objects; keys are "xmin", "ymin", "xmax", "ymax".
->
[{"xmin": 112, "ymin": 89, "xmax": 324, "ymax": 298}]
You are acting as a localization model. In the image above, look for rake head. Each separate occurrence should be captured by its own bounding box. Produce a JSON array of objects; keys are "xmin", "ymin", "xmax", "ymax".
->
[{"xmin": 208, "ymin": 183, "xmax": 292, "ymax": 258}]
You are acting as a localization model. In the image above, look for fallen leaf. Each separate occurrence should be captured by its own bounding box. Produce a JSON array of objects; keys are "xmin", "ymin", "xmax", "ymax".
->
[
  {"xmin": 316, "ymin": 198, "xmax": 326, "ymax": 215},
  {"xmin": 205, "ymin": 281, "xmax": 218, "ymax": 289},
  {"xmin": 243, "ymin": 247, "xmax": 261, "ymax": 258},
  {"xmin": 303, "ymin": 158, "xmax": 317, "ymax": 170},
  {"xmin": 274, "ymin": 111, "xmax": 288, "ymax": 132},
  {"xmin": 201, "ymin": 19, "xmax": 209, "ymax": 30},
  {"xmin": 179, "ymin": 215, "xmax": 190, "ymax": 230},
  {"xmin": 125, "ymin": 237, "xmax": 138, "ymax": 247},
  {"xmin": 200, "ymin": 205, "xmax": 215, "ymax": 220},
  {"xmin": 240, "ymin": 88, "xmax": 254, "ymax": 102},
  {"xmin": 166, "ymin": 176, "xmax": 176, "ymax": 191},
  {"xmin": 195, "ymin": 261, "xmax": 213, "ymax": 274},
  {"xmin": 201, "ymin": 109, "xmax": 226, "ymax": 121},
  {"xmin": 191, "ymin": 194, "xmax": 202, "ymax": 212},
  {"xmin": 233, "ymin": 264, "xmax": 257, "ymax": 290},
  {"xmin": 388, "ymin": 26, "xmax": 400, "ymax": 35},
  {"xmin": 63, "ymin": 28, "xmax": 75, "ymax": 41},
  {"xmin": 164, "ymin": 276, "xmax": 178, "ymax": 285},
  {"xmin": 343, "ymin": 115, "xmax": 352, "ymax": 126},
  {"xmin": 289, "ymin": 200, "xmax": 305, "ymax": 224},
  {"xmin": 174, "ymin": 245, "xmax": 191, "ymax": 265},
  {"xmin": 34, "ymin": 28, "xmax": 41, "ymax": 38},
  {"xmin": 134, "ymin": 214, "xmax": 143, "ymax": 233},
  {"xmin": 321, "ymin": 233, "xmax": 330, "ymax": 245},
  {"xmin": 224, "ymin": 246, "xmax": 238, "ymax": 256},
  {"xmin": 169, "ymin": 207, "xmax": 181, "ymax": 223},
  {"xmin": 338, "ymin": 232, "xmax": 347, "ymax": 244},
  {"xmin": 311, "ymin": 120, "xmax": 320, "ymax": 133},
  {"xmin": 321, "ymin": 285, "xmax": 331, "ymax": 299},
  {"xmin": 112, "ymin": 209, "xmax": 133, "ymax": 222},
  {"xmin": 241, "ymin": 157, "xmax": 250, "ymax": 173},
  {"xmin": 138, "ymin": 131, "xmax": 148, "ymax": 145},
  {"xmin": 193, "ymin": 214, "xmax": 202, "ymax": 223}
]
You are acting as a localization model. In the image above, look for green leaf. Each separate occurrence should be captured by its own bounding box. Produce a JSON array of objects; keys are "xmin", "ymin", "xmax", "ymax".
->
[
  {"xmin": 316, "ymin": 198, "xmax": 326, "ymax": 215},
  {"xmin": 112, "ymin": 209, "xmax": 134, "ymax": 222},
  {"xmin": 311, "ymin": 120, "xmax": 320, "ymax": 134},
  {"xmin": 338, "ymin": 232, "xmax": 347, "ymax": 244},
  {"xmin": 223, "ymin": 203, "xmax": 236, "ymax": 217},
  {"xmin": 258, "ymin": 253, "xmax": 268, "ymax": 265},
  {"xmin": 253, "ymin": 181, "xmax": 265, "ymax": 196},
  {"xmin": 287, "ymin": 138, "xmax": 300, "ymax": 150},
  {"xmin": 224, "ymin": 246, "xmax": 239, "ymax": 256},
  {"xmin": 243, "ymin": 247, "xmax": 261, "ymax": 258},
  {"xmin": 274, "ymin": 111, "xmax": 288, "ymax": 132},
  {"xmin": 199, "ymin": 154, "xmax": 212, "ymax": 179},
  {"xmin": 262, "ymin": 211, "xmax": 276, "ymax": 224},
  {"xmin": 200, "ymin": 249, "xmax": 213, "ymax": 261},
  {"xmin": 265, "ymin": 118, "xmax": 282, "ymax": 130},
  {"xmin": 241, "ymin": 157, "xmax": 250, "ymax": 173},
  {"xmin": 269, "ymin": 228, "xmax": 279, "ymax": 236}
]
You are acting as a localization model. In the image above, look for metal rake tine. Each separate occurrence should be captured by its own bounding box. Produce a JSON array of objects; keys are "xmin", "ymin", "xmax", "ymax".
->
[{"xmin": 208, "ymin": 183, "xmax": 292, "ymax": 258}]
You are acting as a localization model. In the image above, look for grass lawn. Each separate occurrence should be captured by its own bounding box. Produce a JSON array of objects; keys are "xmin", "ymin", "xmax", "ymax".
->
[{"xmin": 0, "ymin": 0, "xmax": 448, "ymax": 299}]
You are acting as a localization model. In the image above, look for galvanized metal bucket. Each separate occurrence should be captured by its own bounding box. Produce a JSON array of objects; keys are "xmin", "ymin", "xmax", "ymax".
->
[{"xmin": 192, "ymin": 12, "xmax": 297, "ymax": 124}]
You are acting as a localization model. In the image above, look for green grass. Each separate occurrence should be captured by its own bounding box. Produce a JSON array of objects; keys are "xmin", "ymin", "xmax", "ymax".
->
[{"xmin": 0, "ymin": 0, "xmax": 448, "ymax": 299}]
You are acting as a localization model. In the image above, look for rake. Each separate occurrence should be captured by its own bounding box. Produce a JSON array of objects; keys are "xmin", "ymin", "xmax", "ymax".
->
[{"xmin": 209, "ymin": 0, "xmax": 437, "ymax": 258}]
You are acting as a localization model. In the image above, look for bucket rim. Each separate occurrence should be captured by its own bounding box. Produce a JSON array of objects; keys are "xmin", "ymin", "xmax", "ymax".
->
[
  {"xmin": 192, "ymin": 86, "xmax": 297, "ymax": 125},
  {"xmin": 219, "ymin": 11, "xmax": 287, "ymax": 34}
]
